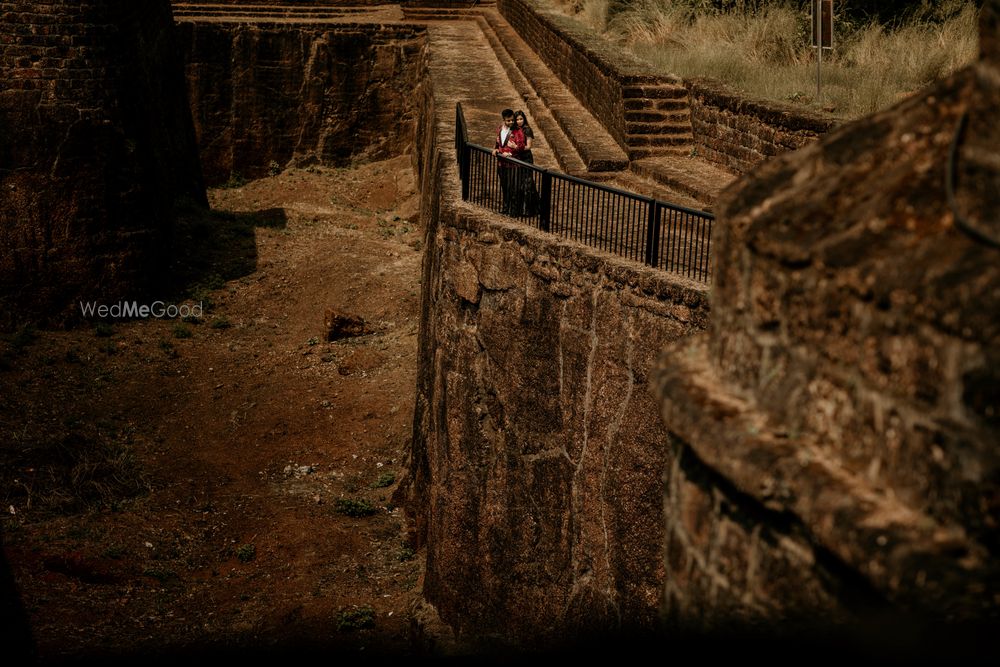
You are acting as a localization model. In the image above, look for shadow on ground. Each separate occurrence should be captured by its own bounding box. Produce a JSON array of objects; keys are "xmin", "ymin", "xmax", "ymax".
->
[{"xmin": 164, "ymin": 199, "xmax": 289, "ymax": 304}]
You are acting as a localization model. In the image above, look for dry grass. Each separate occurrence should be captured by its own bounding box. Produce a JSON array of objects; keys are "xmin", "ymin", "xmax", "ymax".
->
[{"xmin": 546, "ymin": 0, "xmax": 979, "ymax": 118}]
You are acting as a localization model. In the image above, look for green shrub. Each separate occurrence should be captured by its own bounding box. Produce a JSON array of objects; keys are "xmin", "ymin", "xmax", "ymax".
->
[
  {"xmin": 236, "ymin": 544, "xmax": 256, "ymax": 563},
  {"xmin": 336, "ymin": 605, "xmax": 375, "ymax": 631},
  {"xmin": 333, "ymin": 498, "xmax": 377, "ymax": 517},
  {"xmin": 373, "ymin": 472, "xmax": 396, "ymax": 488}
]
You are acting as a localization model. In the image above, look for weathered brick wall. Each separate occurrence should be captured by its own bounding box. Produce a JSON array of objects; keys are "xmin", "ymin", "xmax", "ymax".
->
[
  {"xmin": 406, "ymin": 120, "xmax": 711, "ymax": 643},
  {"xmin": 177, "ymin": 22, "xmax": 427, "ymax": 186},
  {"xmin": 686, "ymin": 77, "xmax": 837, "ymax": 175},
  {"xmin": 0, "ymin": 0, "xmax": 205, "ymax": 329}
]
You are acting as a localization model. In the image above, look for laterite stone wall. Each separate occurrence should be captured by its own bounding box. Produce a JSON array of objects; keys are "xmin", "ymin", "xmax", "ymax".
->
[
  {"xmin": 177, "ymin": 22, "xmax": 428, "ymax": 185},
  {"xmin": 685, "ymin": 77, "xmax": 836, "ymax": 174},
  {"xmin": 0, "ymin": 0, "xmax": 205, "ymax": 328},
  {"xmin": 406, "ymin": 97, "xmax": 712, "ymax": 642}
]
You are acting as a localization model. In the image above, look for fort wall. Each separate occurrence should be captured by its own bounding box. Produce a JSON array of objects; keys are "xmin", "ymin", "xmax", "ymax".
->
[
  {"xmin": 0, "ymin": 0, "xmax": 205, "ymax": 328},
  {"xmin": 408, "ymin": 102, "xmax": 863, "ymax": 645},
  {"xmin": 409, "ymin": 0, "xmax": 999, "ymax": 644},
  {"xmin": 405, "ymin": 96, "xmax": 712, "ymax": 639},
  {"xmin": 685, "ymin": 77, "xmax": 836, "ymax": 174},
  {"xmin": 4, "ymin": 0, "xmax": 994, "ymax": 646}
]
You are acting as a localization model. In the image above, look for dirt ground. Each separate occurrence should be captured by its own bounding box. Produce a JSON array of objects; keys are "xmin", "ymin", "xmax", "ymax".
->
[{"xmin": 0, "ymin": 155, "xmax": 428, "ymax": 663}]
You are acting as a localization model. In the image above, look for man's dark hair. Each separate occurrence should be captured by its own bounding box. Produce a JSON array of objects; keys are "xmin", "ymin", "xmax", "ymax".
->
[{"xmin": 501, "ymin": 108, "xmax": 514, "ymax": 118}]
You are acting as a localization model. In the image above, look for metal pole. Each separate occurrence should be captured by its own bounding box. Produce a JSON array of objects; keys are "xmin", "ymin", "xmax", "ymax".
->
[
  {"xmin": 461, "ymin": 145, "xmax": 470, "ymax": 201},
  {"xmin": 539, "ymin": 171, "xmax": 552, "ymax": 233},
  {"xmin": 644, "ymin": 200, "xmax": 660, "ymax": 268},
  {"xmin": 816, "ymin": 0, "xmax": 822, "ymax": 103}
]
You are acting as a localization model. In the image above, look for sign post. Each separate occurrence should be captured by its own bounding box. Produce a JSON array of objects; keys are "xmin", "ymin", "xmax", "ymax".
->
[{"xmin": 812, "ymin": 0, "xmax": 834, "ymax": 102}]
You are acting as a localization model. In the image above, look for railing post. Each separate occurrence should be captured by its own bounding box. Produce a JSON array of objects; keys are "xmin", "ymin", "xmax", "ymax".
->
[
  {"xmin": 539, "ymin": 170, "xmax": 552, "ymax": 233},
  {"xmin": 644, "ymin": 199, "xmax": 661, "ymax": 268},
  {"xmin": 461, "ymin": 144, "xmax": 471, "ymax": 201},
  {"xmin": 455, "ymin": 103, "xmax": 462, "ymax": 165}
]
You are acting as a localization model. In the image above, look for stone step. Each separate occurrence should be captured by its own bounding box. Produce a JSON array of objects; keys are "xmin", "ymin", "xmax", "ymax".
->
[
  {"xmin": 401, "ymin": 9, "xmax": 485, "ymax": 20},
  {"xmin": 625, "ymin": 119, "xmax": 690, "ymax": 134},
  {"xmin": 624, "ymin": 97, "xmax": 689, "ymax": 112},
  {"xmin": 627, "ymin": 146, "xmax": 691, "ymax": 159},
  {"xmin": 622, "ymin": 83, "xmax": 688, "ymax": 99},
  {"xmin": 630, "ymin": 155, "xmax": 737, "ymax": 207},
  {"xmin": 625, "ymin": 134, "xmax": 692, "ymax": 147},
  {"xmin": 479, "ymin": 9, "xmax": 627, "ymax": 173},
  {"xmin": 621, "ymin": 83, "xmax": 692, "ymax": 156},
  {"xmin": 625, "ymin": 109, "xmax": 692, "ymax": 123}
]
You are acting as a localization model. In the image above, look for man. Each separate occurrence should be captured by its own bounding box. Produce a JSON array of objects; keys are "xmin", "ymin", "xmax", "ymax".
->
[{"xmin": 492, "ymin": 108, "xmax": 524, "ymax": 215}]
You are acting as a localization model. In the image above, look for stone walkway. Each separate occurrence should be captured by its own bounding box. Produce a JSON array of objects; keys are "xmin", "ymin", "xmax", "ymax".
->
[{"xmin": 424, "ymin": 18, "xmax": 560, "ymax": 171}]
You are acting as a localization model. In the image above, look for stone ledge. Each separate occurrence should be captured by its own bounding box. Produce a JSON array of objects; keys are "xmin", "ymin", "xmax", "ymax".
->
[
  {"xmin": 652, "ymin": 337, "xmax": 998, "ymax": 619},
  {"xmin": 630, "ymin": 155, "xmax": 736, "ymax": 208},
  {"xmin": 686, "ymin": 77, "xmax": 839, "ymax": 134}
]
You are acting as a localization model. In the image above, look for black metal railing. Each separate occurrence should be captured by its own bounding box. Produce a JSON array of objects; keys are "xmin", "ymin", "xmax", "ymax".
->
[{"xmin": 454, "ymin": 102, "xmax": 715, "ymax": 283}]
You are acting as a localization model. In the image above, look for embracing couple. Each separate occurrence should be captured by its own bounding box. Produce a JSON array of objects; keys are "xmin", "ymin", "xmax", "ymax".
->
[{"xmin": 492, "ymin": 108, "xmax": 539, "ymax": 217}]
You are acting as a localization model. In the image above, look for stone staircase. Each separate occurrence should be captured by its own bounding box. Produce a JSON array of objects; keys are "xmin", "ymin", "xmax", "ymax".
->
[
  {"xmin": 427, "ymin": 7, "xmax": 731, "ymax": 207},
  {"xmin": 477, "ymin": 9, "xmax": 627, "ymax": 177},
  {"xmin": 472, "ymin": 9, "xmax": 733, "ymax": 206},
  {"xmin": 622, "ymin": 81, "xmax": 694, "ymax": 159}
]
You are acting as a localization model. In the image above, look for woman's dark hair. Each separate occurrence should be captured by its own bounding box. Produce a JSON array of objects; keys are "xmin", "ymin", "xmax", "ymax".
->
[{"xmin": 513, "ymin": 110, "xmax": 530, "ymax": 126}]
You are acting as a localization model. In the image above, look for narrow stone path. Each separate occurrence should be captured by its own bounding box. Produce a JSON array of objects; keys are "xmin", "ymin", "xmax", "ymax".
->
[{"xmin": 425, "ymin": 19, "xmax": 558, "ymax": 169}]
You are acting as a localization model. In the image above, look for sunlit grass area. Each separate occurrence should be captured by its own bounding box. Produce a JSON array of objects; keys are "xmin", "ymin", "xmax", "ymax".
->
[{"xmin": 545, "ymin": 0, "xmax": 979, "ymax": 118}]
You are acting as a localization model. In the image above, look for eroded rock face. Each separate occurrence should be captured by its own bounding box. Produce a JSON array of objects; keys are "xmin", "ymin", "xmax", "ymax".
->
[
  {"xmin": 176, "ymin": 22, "xmax": 427, "ymax": 185},
  {"xmin": 654, "ymin": 0, "xmax": 999, "ymax": 625},
  {"xmin": 0, "ymin": 0, "xmax": 205, "ymax": 328}
]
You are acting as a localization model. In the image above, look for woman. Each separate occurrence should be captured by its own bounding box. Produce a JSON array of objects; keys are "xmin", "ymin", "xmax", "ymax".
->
[
  {"xmin": 512, "ymin": 110, "xmax": 538, "ymax": 217},
  {"xmin": 513, "ymin": 110, "xmax": 534, "ymax": 164}
]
